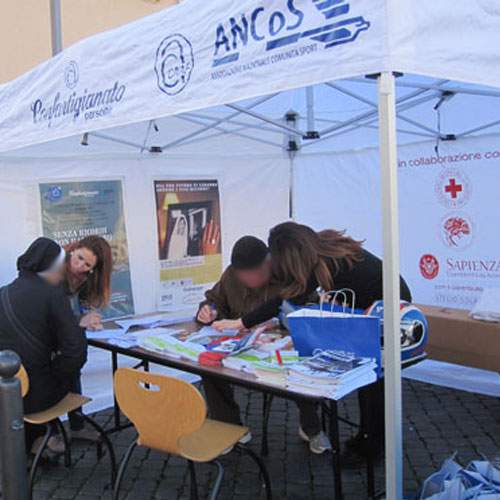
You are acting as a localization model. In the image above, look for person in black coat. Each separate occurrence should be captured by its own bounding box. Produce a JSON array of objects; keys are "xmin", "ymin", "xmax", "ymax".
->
[
  {"xmin": 0, "ymin": 238, "xmax": 87, "ymax": 450},
  {"xmin": 214, "ymin": 222, "xmax": 412, "ymax": 460}
]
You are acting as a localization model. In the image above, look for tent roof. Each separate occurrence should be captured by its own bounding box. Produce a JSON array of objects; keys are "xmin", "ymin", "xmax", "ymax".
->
[{"xmin": 1, "ymin": 0, "xmax": 499, "ymax": 154}]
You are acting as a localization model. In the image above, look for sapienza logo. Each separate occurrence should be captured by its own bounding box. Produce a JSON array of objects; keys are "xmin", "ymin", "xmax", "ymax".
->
[
  {"xmin": 212, "ymin": 0, "xmax": 371, "ymax": 67},
  {"xmin": 31, "ymin": 61, "xmax": 127, "ymax": 127}
]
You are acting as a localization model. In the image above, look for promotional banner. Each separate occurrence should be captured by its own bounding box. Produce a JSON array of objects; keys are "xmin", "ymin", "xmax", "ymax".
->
[
  {"xmin": 295, "ymin": 136, "xmax": 500, "ymax": 310},
  {"xmin": 39, "ymin": 179, "xmax": 135, "ymax": 319},
  {"xmin": 0, "ymin": 0, "xmax": 387, "ymax": 153},
  {"xmin": 154, "ymin": 179, "xmax": 223, "ymax": 311}
]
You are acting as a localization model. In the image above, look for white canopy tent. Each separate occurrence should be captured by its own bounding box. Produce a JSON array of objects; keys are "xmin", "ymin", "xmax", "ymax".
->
[{"xmin": 1, "ymin": 1, "xmax": 500, "ymax": 497}]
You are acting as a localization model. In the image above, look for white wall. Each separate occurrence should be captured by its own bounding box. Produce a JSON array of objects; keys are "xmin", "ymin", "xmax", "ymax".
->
[{"xmin": 0, "ymin": 153, "xmax": 290, "ymax": 314}]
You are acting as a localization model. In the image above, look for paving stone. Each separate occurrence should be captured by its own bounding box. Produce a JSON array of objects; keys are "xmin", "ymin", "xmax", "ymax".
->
[{"xmin": 7, "ymin": 380, "xmax": 496, "ymax": 500}]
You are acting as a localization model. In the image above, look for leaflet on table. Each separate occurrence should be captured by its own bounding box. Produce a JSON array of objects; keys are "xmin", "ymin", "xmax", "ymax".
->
[
  {"xmin": 86, "ymin": 328, "xmax": 126, "ymax": 340},
  {"xmin": 139, "ymin": 335, "xmax": 205, "ymax": 362},
  {"xmin": 86, "ymin": 327, "xmax": 181, "ymax": 346},
  {"xmin": 185, "ymin": 326, "xmax": 239, "ymax": 345},
  {"xmin": 115, "ymin": 313, "xmax": 194, "ymax": 332}
]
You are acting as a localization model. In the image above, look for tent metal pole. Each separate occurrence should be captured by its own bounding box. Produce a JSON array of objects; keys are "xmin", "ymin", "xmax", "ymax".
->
[
  {"xmin": 184, "ymin": 112, "xmax": 282, "ymax": 135},
  {"xmin": 90, "ymin": 132, "xmax": 144, "ymax": 151},
  {"xmin": 378, "ymin": 72, "xmax": 403, "ymax": 500},
  {"xmin": 49, "ymin": 0, "xmax": 63, "ymax": 55},
  {"xmin": 176, "ymin": 115, "xmax": 283, "ymax": 149},
  {"xmin": 225, "ymin": 103, "xmax": 306, "ymax": 137},
  {"xmin": 161, "ymin": 94, "xmax": 278, "ymax": 149},
  {"xmin": 303, "ymin": 92, "xmax": 441, "ymax": 148},
  {"xmin": 325, "ymin": 82, "xmax": 443, "ymax": 137},
  {"xmin": 306, "ymin": 87, "xmax": 315, "ymax": 133},
  {"xmin": 455, "ymin": 119, "xmax": 500, "ymax": 138}
]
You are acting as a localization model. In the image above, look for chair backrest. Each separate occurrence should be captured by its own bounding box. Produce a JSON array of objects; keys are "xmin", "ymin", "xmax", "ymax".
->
[
  {"xmin": 16, "ymin": 365, "xmax": 29, "ymax": 398},
  {"xmin": 114, "ymin": 368, "xmax": 207, "ymax": 454}
]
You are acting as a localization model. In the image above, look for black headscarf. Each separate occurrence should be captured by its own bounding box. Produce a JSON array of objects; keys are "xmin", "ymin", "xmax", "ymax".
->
[{"xmin": 17, "ymin": 237, "xmax": 64, "ymax": 274}]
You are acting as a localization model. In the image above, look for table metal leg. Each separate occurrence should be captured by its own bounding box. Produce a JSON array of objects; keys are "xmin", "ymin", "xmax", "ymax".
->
[
  {"xmin": 328, "ymin": 401, "xmax": 343, "ymax": 500},
  {"xmin": 111, "ymin": 351, "xmax": 120, "ymax": 429}
]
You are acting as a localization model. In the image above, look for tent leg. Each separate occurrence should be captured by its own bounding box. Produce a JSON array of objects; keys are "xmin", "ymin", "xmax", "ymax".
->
[{"xmin": 377, "ymin": 72, "xmax": 402, "ymax": 500}]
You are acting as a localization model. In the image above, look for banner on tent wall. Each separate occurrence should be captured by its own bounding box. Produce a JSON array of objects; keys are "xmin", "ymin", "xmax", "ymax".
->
[
  {"xmin": 154, "ymin": 179, "xmax": 222, "ymax": 311},
  {"xmin": 398, "ymin": 142, "xmax": 500, "ymax": 310},
  {"xmin": 39, "ymin": 179, "xmax": 135, "ymax": 319},
  {"xmin": 294, "ymin": 137, "xmax": 500, "ymax": 310}
]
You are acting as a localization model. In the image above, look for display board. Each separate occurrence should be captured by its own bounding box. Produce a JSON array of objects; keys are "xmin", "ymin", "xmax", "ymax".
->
[
  {"xmin": 154, "ymin": 179, "xmax": 223, "ymax": 311},
  {"xmin": 39, "ymin": 179, "xmax": 135, "ymax": 318},
  {"xmin": 295, "ymin": 136, "xmax": 500, "ymax": 309}
]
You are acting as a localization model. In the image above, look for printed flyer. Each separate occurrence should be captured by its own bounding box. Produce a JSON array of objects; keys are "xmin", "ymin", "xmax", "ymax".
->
[
  {"xmin": 154, "ymin": 179, "xmax": 222, "ymax": 311},
  {"xmin": 39, "ymin": 179, "xmax": 134, "ymax": 319}
]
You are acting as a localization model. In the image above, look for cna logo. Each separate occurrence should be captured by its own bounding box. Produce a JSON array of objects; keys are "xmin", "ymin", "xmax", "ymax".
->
[
  {"xmin": 435, "ymin": 169, "xmax": 471, "ymax": 209},
  {"xmin": 44, "ymin": 186, "xmax": 63, "ymax": 203},
  {"xmin": 419, "ymin": 254, "xmax": 440, "ymax": 280},
  {"xmin": 155, "ymin": 34, "xmax": 194, "ymax": 96},
  {"xmin": 440, "ymin": 213, "xmax": 474, "ymax": 250},
  {"xmin": 212, "ymin": 0, "xmax": 370, "ymax": 68},
  {"xmin": 64, "ymin": 61, "xmax": 79, "ymax": 89}
]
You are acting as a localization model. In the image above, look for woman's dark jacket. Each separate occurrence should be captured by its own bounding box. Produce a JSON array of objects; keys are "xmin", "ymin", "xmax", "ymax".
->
[{"xmin": 0, "ymin": 271, "xmax": 87, "ymax": 413}]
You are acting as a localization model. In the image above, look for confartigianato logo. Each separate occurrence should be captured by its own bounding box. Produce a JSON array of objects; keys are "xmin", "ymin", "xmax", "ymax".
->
[
  {"xmin": 31, "ymin": 61, "xmax": 127, "ymax": 128},
  {"xmin": 211, "ymin": 0, "xmax": 370, "ymax": 77}
]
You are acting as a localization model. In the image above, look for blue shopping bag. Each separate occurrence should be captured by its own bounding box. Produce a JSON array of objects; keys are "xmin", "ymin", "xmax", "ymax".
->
[{"xmin": 287, "ymin": 290, "xmax": 382, "ymax": 375}]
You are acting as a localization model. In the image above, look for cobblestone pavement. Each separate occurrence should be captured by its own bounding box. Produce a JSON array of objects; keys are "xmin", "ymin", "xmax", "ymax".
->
[{"xmin": 28, "ymin": 380, "xmax": 499, "ymax": 500}]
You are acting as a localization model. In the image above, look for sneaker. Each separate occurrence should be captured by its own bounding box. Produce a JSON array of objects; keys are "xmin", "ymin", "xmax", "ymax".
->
[
  {"xmin": 31, "ymin": 435, "xmax": 65, "ymax": 455},
  {"xmin": 221, "ymin": 431, "xmax": 252, "ymax": 455},
  {"xmin": 298, "ymin": 427, "xmax": 332, "ymax": 455},
  {"xmin": 70, "ymin": 427, "xmax": 100, "ymax": 442}
]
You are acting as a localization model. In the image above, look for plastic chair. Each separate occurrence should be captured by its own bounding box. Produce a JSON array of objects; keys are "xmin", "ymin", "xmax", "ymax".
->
[
  {"xmin": 113, "ymin": 368, "xmax": 272, "ymax": 500},
  {"xmin": 16, "ymin": 366, "xmax": 117, "ymax": 499}
]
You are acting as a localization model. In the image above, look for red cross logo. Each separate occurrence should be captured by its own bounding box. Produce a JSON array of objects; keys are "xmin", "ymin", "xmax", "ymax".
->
[{"xmin": 445, "ymin": 178, "xmax": 463, "ymax": 199}]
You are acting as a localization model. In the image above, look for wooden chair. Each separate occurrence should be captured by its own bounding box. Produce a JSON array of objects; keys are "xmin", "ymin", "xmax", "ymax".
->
[
  {"xmin": 113, "ymin": 368, "xmax": 272, "ymax": 500},
  {"xmin": 16, "ymin": 366, "xmax": 117, "ymax": 499}
]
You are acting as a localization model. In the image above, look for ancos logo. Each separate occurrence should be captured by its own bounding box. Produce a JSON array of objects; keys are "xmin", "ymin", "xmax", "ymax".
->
[{"xmin": 213, "ymin": 0, "xmax": 371, "ymax": 67}]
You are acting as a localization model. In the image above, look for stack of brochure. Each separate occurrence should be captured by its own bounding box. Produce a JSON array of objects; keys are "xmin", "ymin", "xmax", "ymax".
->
[
  {"xmin": 286, "ymin": 350, "xmax": 377, "ymax": 400},
  {"xmin": 138, "ymin": 334, "xmax": 205, "ymax": 362}
]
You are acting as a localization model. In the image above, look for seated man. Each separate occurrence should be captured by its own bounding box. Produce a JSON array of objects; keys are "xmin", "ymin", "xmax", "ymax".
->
[
  {"xmin": 197, "ymin": 236, "xmax": 280, "ymax": 439},
  {"xmin": 199, "ymin": 236, "xmax": 334, "ymax": 454},
  {"xmin": 0, "ymin": 238, "xmax": 88, "ymax": 453}
]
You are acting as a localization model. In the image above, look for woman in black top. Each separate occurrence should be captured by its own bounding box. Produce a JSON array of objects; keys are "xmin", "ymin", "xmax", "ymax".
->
[
  {"xmin": 0, "ymin": 238, "xmax": 87, "ymax": 451},
  {"xmin": 214, "ymin": 222, "xmax": 411, "ymax": 459}
]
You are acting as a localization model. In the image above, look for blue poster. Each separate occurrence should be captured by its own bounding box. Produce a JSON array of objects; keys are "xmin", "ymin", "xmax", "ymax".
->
[{"xmin": 39, "ymin": 179, "xmax": 134, "ymax": 319}]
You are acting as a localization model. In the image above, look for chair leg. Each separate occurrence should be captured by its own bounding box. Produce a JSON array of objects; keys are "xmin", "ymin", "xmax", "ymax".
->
[
  {"xmin": 187, "ymin": 460, "xmax": 199, "ymax": 500},
  {"xmin": 261, "ymin": 394, "xmax": 274, "ymax": 457},
  {"xmin": 54, "ymin": 418, "xmax": 71, "ymax": 468},
  {"xmin": 79, "ymin": 412, "xmax": 117, "ymax": 484},
  {"xmin": 113, "ymin": 440, "xmax": 137, "ymax": 500},
  {"xmin": 237, "ymin": 444, "xmax": 272, "ymax": 500},
  {"xmin": 208, "ymin": 460, "xmax": 224, "ymax": 500},
  {"xmin": 29, "ymin": 423, "xmax": 53, "ymax": 498}
]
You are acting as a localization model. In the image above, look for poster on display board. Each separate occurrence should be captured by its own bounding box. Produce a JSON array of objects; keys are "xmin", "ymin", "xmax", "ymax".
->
[
  {"xmin": 39, "ymin": 179, "xmax": 135, "ymax": 319},
  {"xmin": 154, "ymin": 179, "xmax": 222, "ymax": 311}
]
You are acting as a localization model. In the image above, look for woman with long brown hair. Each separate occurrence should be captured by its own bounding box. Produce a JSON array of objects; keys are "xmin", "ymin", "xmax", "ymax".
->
[
  {"xmin": 214, "ymin": 222, "xmax": 411, "ymax": 459},
  {"xmin": 64, "ymin": 235, "xmax": 113, "ymax": 441}
]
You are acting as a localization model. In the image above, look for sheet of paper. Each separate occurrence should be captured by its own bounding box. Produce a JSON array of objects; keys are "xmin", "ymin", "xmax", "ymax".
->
[
  {"xmin": 115, "ymin": 313, "xmax": 193, "ymax": 332},
  {"xmin": 86, "ymin": 328, "xmax": 126, "ymax": 340}
]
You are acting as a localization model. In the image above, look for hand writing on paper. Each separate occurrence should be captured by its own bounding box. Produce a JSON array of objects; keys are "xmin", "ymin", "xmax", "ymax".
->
[
  {"xmin": 212, "ymin": 318, "xmax": 244, "ymax": 332},
  {"xmin": 202, "ymin": 220, "xmax": 220, "ymax": 255},
  {"xmin": 80, "ymin": 311, "xmax": 103, "ymax": 331},
  {"xmin": 197, "ymin": 305, "xmax": 218, "ymax": 324}
]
